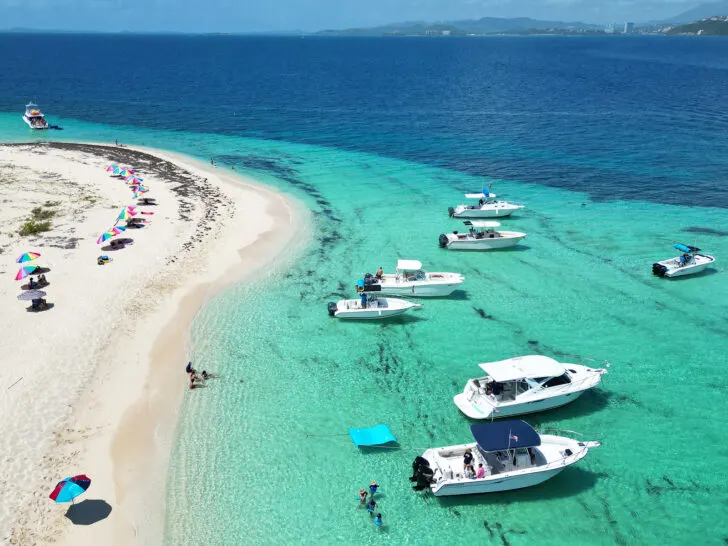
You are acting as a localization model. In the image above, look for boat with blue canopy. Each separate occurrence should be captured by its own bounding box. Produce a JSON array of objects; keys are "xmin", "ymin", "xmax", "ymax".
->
[
  {"xmin": 410, "ymin": 420, "xmax": 599, "ymax": 496},
  {"xmin": 349, "ymin": 424, "xmax": 397, "ymax": 447},
  {"xmin": 652, "ymin": 243, "xmax": 715, "ymax": 278}
]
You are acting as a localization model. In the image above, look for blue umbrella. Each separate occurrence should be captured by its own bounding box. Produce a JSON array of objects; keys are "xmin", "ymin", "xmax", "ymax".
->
[{"xmin": 49, "ymin": 475, "xmax": 91, "ymax": 503}]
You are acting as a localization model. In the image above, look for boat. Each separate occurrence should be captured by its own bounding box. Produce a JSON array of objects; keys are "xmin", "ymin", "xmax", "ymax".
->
[
  {"xmin": 453, "ymin": 355, "xmax": 608, "ymax": 420},
  {"xmin": 327, "ymin": 293, "xmax": 421, "ymax": 320},
  {"xmin": 439, "ymin": 221, "xmax": 526, "ymax": 250},
  {"xmin": 448, "ymin": 190, "xmax": 523, "ymax": 219},
  {"xmin": 652, "ymin": 244, "xmax": 715, "ymax": 278},
  {"xmin": 360, "ymin": 260, "xmax": 465, "ymax": 297},
  {"xmin": 22, "ymin": 102, "xmax": 48, "ymax": 130},
  {"xmin": 410, "ymin": 420, "xmax": 600, "ymax": 496}
]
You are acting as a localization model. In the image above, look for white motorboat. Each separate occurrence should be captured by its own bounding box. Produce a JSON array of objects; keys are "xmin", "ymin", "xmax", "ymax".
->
[
  {"xmin": 22, "ymin": 102, "xmax": 48, "ymax": 130},
  {"xmin": 652, "ymin": 244, "xmax": 715, "ymax": 278},
  {"xmin": 439, "ymin": 221, "xmax": 526, "ymax": 250},
  {"xmin": 327, "ymin": 293, "xmax": 421, "ymax": 320},
  {"xmin": 453, "ymin": 355, "xmax": 608, "ymax": 420},
  {"xmin": 360, "ymin": 260, "xmax": 465, "ymax": 297},
  {"xmin": 410, "ymin": 420, "xmax": 600, "ymax": 496},
  {"xmin": 448, "ymin": 191, "xmax": 523, "ymax": 219}
]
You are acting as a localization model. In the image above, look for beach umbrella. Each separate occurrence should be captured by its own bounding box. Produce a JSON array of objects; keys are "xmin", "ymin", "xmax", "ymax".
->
[
  {"xmin": 49, "ymin": 475, "xmax": 91, "ymax": 503},
  {"xmin": 118, "ymin": 168, "xmax": 135, "ymax": 177},
  {"xmin": 16, "ymin": 252, "xmax": 41, "ymax": 263},
  {"xmin": 133, "ymin": 189, "xmax": 149, "ymax": 199},
  {"xmin": 14, "ymin": 266, "xmax": 40, "ymax": 280},
  {"xmin": 124, "ymin": 175, "xmax": 144, "ymax": 184},
  {"xmin": 116, "ymin": 207, "xmax": 137, "ymax": 222},
  {"xmin": 97, "ymin": 225, "xmax": 126, "ymax": 244},
  {"xmin": 106, "ymin": 164, "xmax": 119, "ymax": 173},
  {"xmin": 18, "ymin": 290, "xmax": 47, "ymax": 301}
]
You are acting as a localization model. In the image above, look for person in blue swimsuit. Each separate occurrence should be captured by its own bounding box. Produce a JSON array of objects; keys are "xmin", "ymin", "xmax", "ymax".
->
[{"xmin": 373, "ymin": 513, "xmax": 383, "ymax": 527}]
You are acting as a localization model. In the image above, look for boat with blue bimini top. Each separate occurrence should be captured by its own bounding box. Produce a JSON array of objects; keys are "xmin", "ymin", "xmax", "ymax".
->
[
  {"xmin": 327, "ymin": 291, "xmax": 421, "ymax": 320},
  {"xmin": 453, "ymin": 355, "xmax": 608, "ymax": 420},
  {"xmin": 652, "ymin": 244, "xmax": 715, "ymax": 278},
  {"xmin": 410, "ymin": 420, "xmax": 600, "ymax": 496}
]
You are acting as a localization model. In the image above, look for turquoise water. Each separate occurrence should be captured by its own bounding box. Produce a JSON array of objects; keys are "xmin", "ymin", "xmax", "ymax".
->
[{"xmin": 2, "ymin": 114, "xmax": 727, "ymax": 545}]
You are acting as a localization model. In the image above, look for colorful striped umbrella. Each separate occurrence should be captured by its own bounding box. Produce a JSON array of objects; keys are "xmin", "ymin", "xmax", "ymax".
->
[
  {"xmin": 124, "ymin": 175, "xmax": 144, "ymax": 184},
  {"xmin": 133, "ymin": 188, "xmax": 149, "ymax": 199},
  {"xmin": 117, "ymin": 207, "xmax": 137, "ymax": 222},
  {"xmin": 106, "ymin": 164, "xmax": 119, "ymax": 173},
  {"xmin": 97, "ymin": 225, "xmax": 126, "ymax": 244},
  {"xmin": 118, "ymin": 168, "xmax": 135, "ymax": 177},
  {"xmin": 49, "ymin": 475, "xmax": 91, "ymax": 503},
  {"xmin": 16, "ymin": 252, "xmax": 41, "ymax": 263},
  {"xmin": 15, "ymin": 266, "xmax": 40, "ymax": 280}
]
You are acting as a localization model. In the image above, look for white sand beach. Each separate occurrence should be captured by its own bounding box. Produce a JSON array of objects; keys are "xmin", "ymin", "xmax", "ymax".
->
[{"xmin": 0, "ymin": 143, "xmax": 308, "ymax": 545}]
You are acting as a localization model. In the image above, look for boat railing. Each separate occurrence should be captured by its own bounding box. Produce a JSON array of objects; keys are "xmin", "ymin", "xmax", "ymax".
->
[{"xmin": 536, "ymin": 427, "xmax": 585, "ymax": 440}]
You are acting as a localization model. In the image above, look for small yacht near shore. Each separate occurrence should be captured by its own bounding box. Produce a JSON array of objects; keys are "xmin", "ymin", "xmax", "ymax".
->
[
  {"xmin": 652, "ymin": 244, "xmax": 715, "ymax": 278},
  {"xmin": 410, "ymin": 420, "xmax": 600, "ymax": 496},
  {"xmin": 327, "ymin": 293, "xmax": 421, "ymax": 320},
  {"xmin": 448, "ymin": 189, "xmax": 523, "ymax": 219},
  {"xmin": 453, "ymin": 355, "xmax": 608, "ymax": 420},
  {"xmin": 439, "ymin": 221, "xmax": 526, "ymax": 250},
  {"xmin": 22, "ymin": 102, "xmax": 48, "ymax": 130},
  {"xmin": 360, "ymin": 260, "xmax": 464, "ymax": 297}
]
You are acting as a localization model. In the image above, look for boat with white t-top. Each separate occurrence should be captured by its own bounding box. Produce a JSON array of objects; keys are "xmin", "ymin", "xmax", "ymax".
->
[
  {"xmin": 327, "ymin": 292, "xmax": 421, "ymax": 320},
  {"xmin": 448, "ymin": 189, "xmax": 523, "ymax": 219},
  {"xmin": 410, "ymin": 420, "xmax": 600, "ymax": 496},
  {"xmin": 22, "ymin": 102, "xmax": 48, "ymax": 130},
  {"xmin": 453, "ymin": 355, "xmax": 608, "ymax": 420},
  {"xmin": 439, "ymin": 221, "xmax": 526, "ymax": 250},
  {"xmin": 360, "ymin": 260, "xmax": 464, "ymax": 297},
  {"xmin": 652, "ymin": 244, "xmax": 715, "ymax": 278}
]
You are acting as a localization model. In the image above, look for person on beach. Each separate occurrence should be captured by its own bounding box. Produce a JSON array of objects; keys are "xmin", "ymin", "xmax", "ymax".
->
[
  {"xmin": 359, "ymin": 488, "xmax": 368, "ymax": 505},
  {"xmin": 369, "ymin": 481, "xmax": 379, "ymax": 495},
  {"xmin": 373, "ymin": 513, "xmax": 383, "ymax": 527},
  {"xmin": 29, "ymin": 277, "xmax": 37, "ymax": 289},
  {"xmin": 186, "ymin": 361, "xmax": 196, "ymax": 375}
]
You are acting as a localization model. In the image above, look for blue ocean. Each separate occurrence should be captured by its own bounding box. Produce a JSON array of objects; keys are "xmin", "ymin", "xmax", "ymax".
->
[{"xmin": 1, "ymin": 34, "xmax": 727, "ymax": 545}]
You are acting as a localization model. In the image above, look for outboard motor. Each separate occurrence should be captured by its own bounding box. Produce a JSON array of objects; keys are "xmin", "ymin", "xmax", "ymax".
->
[
  {"xmin": 652, "ymin": 263, "xmax": 668, "ymax": 277},
  {"xmin": 327, "ymin": 302, "xmax": 338, "ymax": 316},
  {"xmin": 364, "ymin": 272, "xmax": 373, "ymax": 281},
  {"xmin": 447, "ymin": 207, "xmax": 456, "ymax": 217},
  {"xmin": 410, "ymin": 456, "xmax": 435, "ymax": 490},
  {"xmin": 438, "ymin": 233, "xmax": 449, "ymax": 248}
]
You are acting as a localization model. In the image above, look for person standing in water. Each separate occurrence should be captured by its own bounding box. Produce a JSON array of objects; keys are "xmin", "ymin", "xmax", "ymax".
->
[
  {"xmin": 358, "ymin": 488, "xmax": 368, "ymax": 505},
  {"xmin": 373, "ymin": 513, "xmax": 382, "ymax": 527}
]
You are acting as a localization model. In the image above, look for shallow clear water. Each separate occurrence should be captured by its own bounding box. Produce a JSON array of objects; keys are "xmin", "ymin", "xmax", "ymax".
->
[{"xmin": 1, "ymin": 34, "xmax": 728, "ymax": 546}]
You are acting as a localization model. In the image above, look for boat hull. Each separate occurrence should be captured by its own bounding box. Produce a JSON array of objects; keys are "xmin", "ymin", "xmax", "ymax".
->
[
  {"xmin": 653, "ymin": 254, "xmax": 715, "ymax": 278},
  {"xmin": 376, "ymin": 282, "xmax": 462, "ymax": 297},
  {"xmin": 432, "ymin": 465, "xmax": 566, "ymax": 496},
  {"xmin": 452, "ymin": 207, "xmax": 517, "ymax": 219},
  {"xmin": 22, "ymin": 115, "xmax": 48, "ymax": 130},
  {"xmin": 454, "ymin": 390, "xmax": 584, "ymax": 420},
  {"xmin": 332, "ymin": 298, "xmax": 420, "ymax": 320},
  {"xmin": 445, "ymin": 233, "xmax": 526, "ymax": 250},
  {"xmin": 335, "ymin": 307, "xmax": 412, "ymax": 320}
]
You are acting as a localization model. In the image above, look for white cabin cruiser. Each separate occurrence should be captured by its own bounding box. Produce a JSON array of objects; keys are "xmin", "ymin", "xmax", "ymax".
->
[
  {"xmin": 652, "ymin": 244, "xmax": 715, "ymax": 278},
  {"xmin": 448, "ymin": 191, "xmax": 523, "ymax": 219},
  {"xmin": 327, "ymin": 293, "xmax": 421, "ymax": 320},
  {"xmin": 439, "ymin": 221, "xmax": 526, "ymax": 250},
  {"xmin": 22, "ymin": 102, "xmax": 48, "ymax": 130},
  {"xmin": 360, "ymin": 260, "xmax": 465, "ymax": 297},
  {"xmin": 410, "ymin": 420, "xmax": 599, "ymax": 496},
  {"xmin": 453, "ymin": 355, "xmax": 608, "ymax": 420}
]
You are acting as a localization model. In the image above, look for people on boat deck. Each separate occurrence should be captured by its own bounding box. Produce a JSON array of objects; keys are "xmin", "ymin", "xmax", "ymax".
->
[
  {"xmin": 375, "ymin": 267, "xmax": 383, "ymax": 279},
  {"xmin": 359, "ymin": 488, "xmax": 368, "ymax": 504},
  {"xmin": 463, "ymin": 448, "xmax": 474, "ymax": 468},
  {"xmin": 373, "ymin": 513, "xmax": 383, "ymax": 527},
  {"xmin": 465, "ymin": 466, "xmax": 476, "ymax": 479},
  {"xmin": 476, "ymin": 463, "xmax": 486, "ymax": 478},
  {"xmin": 360, "ymin": 293, "xmax": 367, "ymax": 307},
  {"xmin": 369, "ymin": 481, "xmax": 379, "ymax": 495}
]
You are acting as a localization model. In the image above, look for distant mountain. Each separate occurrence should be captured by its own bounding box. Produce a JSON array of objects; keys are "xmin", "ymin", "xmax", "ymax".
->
[
  {"xmin": 665, "ymin": 1, "xmax": 728, "ymax": 23},
  {"xmin": 666, "ymin": 16, "xmax": 728, "ymax": 34},
  {"xmin": 317, "ymin": 17, "xmax": 599, "ymax": 36}
]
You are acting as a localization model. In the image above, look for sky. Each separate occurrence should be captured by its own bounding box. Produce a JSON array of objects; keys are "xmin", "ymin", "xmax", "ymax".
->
[{"xmin": 0, "ymin": 0, "xmax": 707, "ymax": 32}]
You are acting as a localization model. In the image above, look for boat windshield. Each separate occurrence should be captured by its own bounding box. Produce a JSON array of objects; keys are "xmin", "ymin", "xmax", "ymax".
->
[{"xmin": 402, "ymin": 269, "xmax": 426, "ymax": 281}]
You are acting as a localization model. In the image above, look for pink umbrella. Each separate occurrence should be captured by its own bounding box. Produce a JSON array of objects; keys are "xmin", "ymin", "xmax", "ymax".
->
[{"xmin": 15, "ymin": 266, "xmax": 40, "ymax": 280}]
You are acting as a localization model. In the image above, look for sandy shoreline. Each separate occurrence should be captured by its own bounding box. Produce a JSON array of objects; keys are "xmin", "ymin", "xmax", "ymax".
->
[{"xmin": 0, "ymin": 142, "xmax": 309, "ymax": 545}]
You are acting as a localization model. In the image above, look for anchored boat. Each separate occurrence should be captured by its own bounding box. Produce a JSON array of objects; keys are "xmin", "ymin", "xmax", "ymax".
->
[
  {"xmin": 652, "ymin": 244, "xmax": 715, "ymax": 278},
  {"xmin": 360, "ymin": 260, "xmax": 464, "ymax": 297},
  {"xmin": 439, "ymin": 221, "xmax": 526, "ymax": 250},
  {"xmin": 453, "ymin": 355, "xmax": 608, "ymax": 420},
  {"xmin": 327, "ymin": 293, "xmax": 421, "ymax": 320},
  {"xmin": 410, "ymin": 420, "xmax": 600, "ymax": 496},
  {"xmin": 22, "ymin": 102, "xmax": 48, "ymax": 130},
  {"xmin": 448, "ymin": 189, "xmax": 524, "ymax": 219}
]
